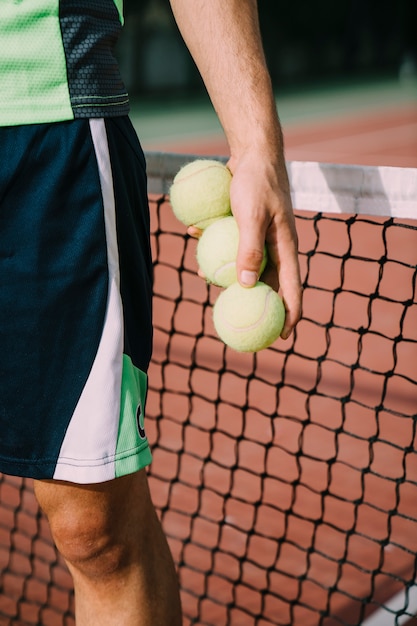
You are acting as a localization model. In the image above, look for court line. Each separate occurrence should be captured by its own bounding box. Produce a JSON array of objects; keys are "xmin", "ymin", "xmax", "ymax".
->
[{"xmin": 361, "ymin": 585, "xmax": 417, "ymax": 626}]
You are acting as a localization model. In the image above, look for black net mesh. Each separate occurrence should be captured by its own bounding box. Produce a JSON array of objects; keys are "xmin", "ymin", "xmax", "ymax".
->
[{"xmin": 1, "ymin": 154, "xmax": 416, "ymax": 626}]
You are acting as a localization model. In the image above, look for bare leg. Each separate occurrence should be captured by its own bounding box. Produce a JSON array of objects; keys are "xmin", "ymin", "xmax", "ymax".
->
[{"xmin": 34, "ymin": 470, "xmax": 182, "ymax": 626}]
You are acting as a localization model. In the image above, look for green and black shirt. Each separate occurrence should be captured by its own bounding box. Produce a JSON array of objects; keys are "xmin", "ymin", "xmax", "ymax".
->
[{"xmin": 0, "ymin": 0, "xmax": 128, "ymax": 125}]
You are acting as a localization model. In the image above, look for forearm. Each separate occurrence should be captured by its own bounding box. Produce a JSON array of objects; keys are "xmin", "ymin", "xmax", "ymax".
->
[
  {"xmin": 169, "ymin": 0, "xmax": 302, "ymax": 338},
  {"xmin": 169, "ymin": 0, "xmax": 283, "ymax": 162}
]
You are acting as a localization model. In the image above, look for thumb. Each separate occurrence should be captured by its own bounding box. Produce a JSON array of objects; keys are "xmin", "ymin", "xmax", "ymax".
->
[{"xmin": 235, "ymin": 221, "xmax": 267, "ymax": 288}]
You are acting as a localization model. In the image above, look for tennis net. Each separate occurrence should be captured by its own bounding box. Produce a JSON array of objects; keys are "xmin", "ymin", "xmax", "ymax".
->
[{"xmin": 0, "ymin": 154, "xmax": 416, "ymax": 626}]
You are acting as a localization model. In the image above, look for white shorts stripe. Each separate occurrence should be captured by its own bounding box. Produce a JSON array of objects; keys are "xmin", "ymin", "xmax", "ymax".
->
[{"xmin": 53, "ymin": 119, "xmax": 124, "ymax": 483}]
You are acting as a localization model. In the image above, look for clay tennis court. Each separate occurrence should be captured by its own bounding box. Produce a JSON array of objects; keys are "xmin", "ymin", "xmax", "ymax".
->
[{"xmin": 0, "ymin": 79, "xmax": 416, "ymax": 625}]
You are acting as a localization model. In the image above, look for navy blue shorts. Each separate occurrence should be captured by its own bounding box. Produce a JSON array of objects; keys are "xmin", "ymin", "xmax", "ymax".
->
[{"xmin": 0, "ymin": 117, "xmax": 153, "ymax": 483}]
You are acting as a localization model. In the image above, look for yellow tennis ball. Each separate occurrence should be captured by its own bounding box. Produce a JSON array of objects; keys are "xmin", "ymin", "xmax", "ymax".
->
[
  {"xmin": 196, "ymin": 216, "xmax": 267, "ymax": 288},
  {"xmin": 213, "ymin": 282, "xmax": 285, "ymax": 352},
  {"xmin": 169, "ymin": 159, "xmax": 232, "ymax": 229}
]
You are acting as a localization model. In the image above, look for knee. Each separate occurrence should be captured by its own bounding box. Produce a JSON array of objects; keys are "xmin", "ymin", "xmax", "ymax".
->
[
  {"xmin": 34, "ymin": 472, "xmax": 154, "ymax": 580},
  {"xmin": 49, "ymin": 506, "xmax": 131, "ymax": 579}
]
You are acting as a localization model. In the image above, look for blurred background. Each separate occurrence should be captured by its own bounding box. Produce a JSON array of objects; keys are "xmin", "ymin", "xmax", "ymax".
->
[
  {"xmin": 115, "ymin": 0, "xmax": 417, "ymax": 168},
  {"xmin": 118, "ymin": 0, "xmax": 416, "ymax": 97}
]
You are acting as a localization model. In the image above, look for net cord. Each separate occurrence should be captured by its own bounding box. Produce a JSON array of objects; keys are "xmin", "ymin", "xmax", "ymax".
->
[{"xmin": 145, "ymin": 152, "xmax": 417, "ymax": 219}]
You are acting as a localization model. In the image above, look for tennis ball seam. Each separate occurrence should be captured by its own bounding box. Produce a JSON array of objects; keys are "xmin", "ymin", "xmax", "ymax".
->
[
  {"xmin": 213, "ymin": 261, "xmax": 236, "ymax": 283},
  {"xmin": 216, "ymin": 290, "xmax": 276, "ymax": 333},
  {"xmin": 175, "ymin": 163, "xmax": 229, "ymax": 182}
]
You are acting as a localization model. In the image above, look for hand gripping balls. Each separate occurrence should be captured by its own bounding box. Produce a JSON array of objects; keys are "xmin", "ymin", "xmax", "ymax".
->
[
  {"xmin": 169, "ymin": 159, "xmax": 232, "ymax": 229},
  {"xmin": 213, "ymin": 282, "xmax": 286, "ymax": 352},
  {"xmin": 196, "ymin": 216, "xmax": 267, "ymax": 288},
  {"xmin": 170, "ymin": 159, "xmax": 285, "ymax": 352}
]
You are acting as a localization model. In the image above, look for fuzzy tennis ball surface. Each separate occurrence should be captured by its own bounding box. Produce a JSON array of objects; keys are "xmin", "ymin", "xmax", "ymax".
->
[
  {"xmin": 169, "ymin": 159, "xmax": 232, "ymax": 229},
  {"xmin": 196, "ymin": 216, "xmax": 268, "ymax": 288},
  {"xmin": 213, "ymin": 282, "xmax": 285, "ymax": 352}
]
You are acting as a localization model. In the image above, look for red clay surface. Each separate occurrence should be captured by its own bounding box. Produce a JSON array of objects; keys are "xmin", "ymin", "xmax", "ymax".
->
[{"xmin": 157, "ymin": 103, "xmax": 417, "ymax": 169}]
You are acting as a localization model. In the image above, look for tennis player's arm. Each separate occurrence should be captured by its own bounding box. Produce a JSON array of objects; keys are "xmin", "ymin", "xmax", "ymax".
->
[{"xmin": 169, "ymin": 0, "xmax": 302, "ymax": 338}]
